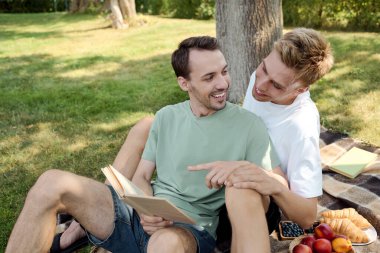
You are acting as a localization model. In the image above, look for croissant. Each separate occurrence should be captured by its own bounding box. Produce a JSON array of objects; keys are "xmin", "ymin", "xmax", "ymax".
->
[
  {"xmin": 320, "ymin": 218, "xmax": 369, "ymax": 243},
  {"xmin": 321, "ymin": 208, "xmax": 371, "ymax": 229}
]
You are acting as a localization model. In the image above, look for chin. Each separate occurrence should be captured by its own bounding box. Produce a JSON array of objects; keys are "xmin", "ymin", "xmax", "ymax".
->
[{"xmin": 213, "ymin": 102, "xmax": 226, "ymax": 111}]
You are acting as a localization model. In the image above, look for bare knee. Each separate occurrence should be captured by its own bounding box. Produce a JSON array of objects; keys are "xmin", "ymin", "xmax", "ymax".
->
[
  {"xmin": 26, "ymin": 169, "xmax": 71, "ymax": 211},
  {"xmin": 147, "ymin": 227, "xmax": 196, "ymax": 253},
  {"xmin": 225, "ymin": 187, "xmax": 267, "ymax": 215}
]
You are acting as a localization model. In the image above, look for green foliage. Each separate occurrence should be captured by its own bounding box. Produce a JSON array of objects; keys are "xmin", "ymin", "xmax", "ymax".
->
[
  {"xmin": 135, "ymin": 0, "xmax": 215, "ymax": 19},
  {"xmin": 0, "ymin": 0, "xmax": 67, "ymax": 13},
  {"xmin": 283, "ymin": 0, "xmax": 379, "ymax": 31}
]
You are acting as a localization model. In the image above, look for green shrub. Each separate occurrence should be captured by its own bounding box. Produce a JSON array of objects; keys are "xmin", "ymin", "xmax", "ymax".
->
[
  {"xmin": 283, "ymin": 0, "xmax": 379, "ymax": 31},
  {"xmin": 135, "ymin": 0, "xmax": 215, "ymax": 19}
]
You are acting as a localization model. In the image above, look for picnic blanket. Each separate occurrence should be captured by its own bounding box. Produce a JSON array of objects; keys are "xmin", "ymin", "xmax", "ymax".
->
[{"xmin": 271, "ymin": 127, "xmax": 380, "ymax": 253}]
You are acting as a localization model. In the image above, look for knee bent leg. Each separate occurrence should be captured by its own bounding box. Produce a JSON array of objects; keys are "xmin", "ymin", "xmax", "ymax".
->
[
  {"xmin": 225, "ymin": 187, "xmax": 263, "ymax": 214},
  {"xmin": 147, "ymin": 227, "xmax": 196, "ymax": 253},
  {"xmin": 26, "ymin": 169, "xmax": 72, "ymax": 210}
]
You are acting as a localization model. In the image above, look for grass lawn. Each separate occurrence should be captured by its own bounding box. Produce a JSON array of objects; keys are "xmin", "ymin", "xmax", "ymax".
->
[{"xmin": 0, "ymin": 13, "xmax": 379, "ymax": 251}]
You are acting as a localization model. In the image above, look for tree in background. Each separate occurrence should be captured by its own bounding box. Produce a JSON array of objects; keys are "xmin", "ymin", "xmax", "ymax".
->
[
  {"xmin": 216, "ymin": 0, "xmax": 283, "ymax": 103},
  {"xmin": 68, "ymin": 0, "xmax": 136, "ymax": 29},
  {"xmin": 109, "ymin": 0, "xmax": 136, "ymax": 29}
]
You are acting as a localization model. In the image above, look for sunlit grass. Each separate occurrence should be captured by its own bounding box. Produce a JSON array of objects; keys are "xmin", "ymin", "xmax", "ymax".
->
[
  {"xmin": 313, "ymin": 31, "xmax": 380, "ymax": 144},
  {"xmin": 0, "ymin": 13, "xmax": 379, "ymax": 252}
]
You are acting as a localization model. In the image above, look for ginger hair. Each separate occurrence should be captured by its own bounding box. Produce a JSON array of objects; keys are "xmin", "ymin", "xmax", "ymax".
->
[{"xmin": 274, "ymin": 28, "xmax": 334, "ymax": 86}]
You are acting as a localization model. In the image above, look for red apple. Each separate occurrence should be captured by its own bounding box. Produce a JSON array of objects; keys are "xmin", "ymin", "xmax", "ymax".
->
[
  {"xmin": 314, "ymin": 223, "xmax": 335, "ymax": 240},
  {"xmin": 300, "ymin": 235, "xmax": 316, "ymax": 248},
  {"xmin": 313, "ymin": 238, "xmax": 332, "ymax": 253},
  {"xmin": 293, "ymin": 244, "xmax": 312, "ymax": 253}
]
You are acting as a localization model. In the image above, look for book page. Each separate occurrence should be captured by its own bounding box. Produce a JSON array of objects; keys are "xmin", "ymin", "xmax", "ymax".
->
[
  {"xmin": 102, "ymin": 165, "xmax": 195, "ymax": 224},
  {"xmin": 102, "ymin": 165, "xmax": 146, "ymax": 197},
  {"xmin": 122, "ymin": 195, "xmax": 195, "ymax": 224}
]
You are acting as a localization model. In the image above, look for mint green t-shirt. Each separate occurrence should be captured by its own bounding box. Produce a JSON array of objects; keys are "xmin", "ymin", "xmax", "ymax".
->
[{"xmin": 142, "ymin": 101, "xmax": 279, "ymax": 238}]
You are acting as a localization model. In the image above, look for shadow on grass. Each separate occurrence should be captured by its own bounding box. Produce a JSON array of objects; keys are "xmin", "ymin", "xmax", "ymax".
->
[
  {"xmin": 0, "ymin": 50, "xmax": 188, "ymax": 249},
  {"xmin": 0, "ymin": 12, "xmax": 100, "ymax": 27}
]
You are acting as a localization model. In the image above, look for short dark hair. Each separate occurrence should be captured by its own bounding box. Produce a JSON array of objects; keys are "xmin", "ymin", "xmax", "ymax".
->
[{"xmin": 171, "ymin": 36, "xmax": 220, "ymax": 79}]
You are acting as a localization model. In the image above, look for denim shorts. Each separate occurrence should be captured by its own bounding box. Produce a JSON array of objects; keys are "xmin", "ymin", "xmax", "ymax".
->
[{"xmin": 86, "ymin": 186, "xmax": 216, "ymax": 253}]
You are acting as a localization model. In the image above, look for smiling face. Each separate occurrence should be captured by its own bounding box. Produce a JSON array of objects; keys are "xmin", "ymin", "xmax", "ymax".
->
[
  {"xmin": 253, "ymin": 50, "xmax": 308, "ymax": 105},
  {"xmin": 178, "ymin": 49, "xmax": 230, "ymax": 117}
]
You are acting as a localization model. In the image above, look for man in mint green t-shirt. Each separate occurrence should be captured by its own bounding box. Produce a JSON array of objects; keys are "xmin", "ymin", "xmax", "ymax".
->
[
  {"xmin": 130, "ymin": 36, "xmax": 280, "ymax": 253},
  {"xmin": 6, "ymin": 36, "xmax": 279, "ymax": 253}
]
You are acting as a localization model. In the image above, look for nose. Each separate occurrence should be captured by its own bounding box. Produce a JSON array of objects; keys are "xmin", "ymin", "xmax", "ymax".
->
[
  {"xmin": 216, "ymin": 74, "xmax": 230, "ymax": 90},
  {"xmin": 255, "ymin": 76, "xmax": 270, "ymax": 92}
]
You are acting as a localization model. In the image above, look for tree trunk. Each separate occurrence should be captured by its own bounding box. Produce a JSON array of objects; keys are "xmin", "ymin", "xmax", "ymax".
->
[
  {"xmin": 70, "ymin": 0, "xmax": 80, "ymax": 12},
  {"xmin": 216, "ymin": 0, "xmax": 283, "ymax": 103},
  {"xmin": 119, "ymin": 0, "xmax": 137, "ymax": 21},
  {"xmin": 69, "ymin": 0, "xmax": 93, "ymax": 13},
  {"xmin": 110, "ymin": 0, "xmax": 128, "ymax": 29},
  {"xmin": 109, "ymin": 0, "xmax": 136, "ymax": 29}
]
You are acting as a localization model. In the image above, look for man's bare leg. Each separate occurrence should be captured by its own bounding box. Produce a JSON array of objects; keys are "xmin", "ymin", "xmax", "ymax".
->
[
  {"xmin": 147, "ymin": 227, "xmax": 197, "ymax": 253},
  {"xmin": 59, "ymin": 116, "xmax": 154, "ymax": 250},
  {"xmin": 6, "ymin": 169, "xmax": 115, "ymax": 253},
  {"xmin": 226, "ymin": 187, "xmax": 270, "ymax": 253}
]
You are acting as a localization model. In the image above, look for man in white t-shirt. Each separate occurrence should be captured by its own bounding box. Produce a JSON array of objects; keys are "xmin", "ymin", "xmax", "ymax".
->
[
  {"xmin": 179, "ymin": 28, "xmax": 334, "ymax": 252},
  {"xmin": 53, "ymin": 28, "xmax": 334, "ymax": 253}
]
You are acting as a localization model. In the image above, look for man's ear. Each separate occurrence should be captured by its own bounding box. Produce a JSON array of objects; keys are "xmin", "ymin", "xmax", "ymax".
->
[{"xmin": 177, "ymin": 76, "xmax": 189, "ymax": 91}]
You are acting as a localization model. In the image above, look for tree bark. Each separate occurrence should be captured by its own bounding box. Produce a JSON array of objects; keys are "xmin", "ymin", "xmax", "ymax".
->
[
  {"xmin": 110, "ymin": 0, "xmax": 128, "ymax": 29},
  {"xmin": 109, "ymin": 0, "xmax": 136, "ymax": 29},
  {"xmin": 119, "ymin": 0, "xmax": 137, "ymax": 21},
  {"xmin": 216, "ymin": 0, "xmax": 283, "ymax": 103}
]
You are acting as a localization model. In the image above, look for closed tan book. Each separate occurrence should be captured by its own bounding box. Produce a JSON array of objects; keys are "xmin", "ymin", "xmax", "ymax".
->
[{"xmin": 329, "ymin": 147, "xmax": 378, "ymax": 179}]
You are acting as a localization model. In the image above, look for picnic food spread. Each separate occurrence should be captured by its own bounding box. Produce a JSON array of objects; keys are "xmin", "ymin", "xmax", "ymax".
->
[
  {"xmin": 290, "ymin": 208, "xmax": 375, "ymax": 253},
  {"xmin": 291, "ymin": 223, "xmax": 353, "ymax": 253},
  {"xmin": 320, "ymin": 208, "xmax": 371, "ymax": 229},
  {"xmin": 319, "ymin": 218, "xmax": 368, "ymax": 243}
]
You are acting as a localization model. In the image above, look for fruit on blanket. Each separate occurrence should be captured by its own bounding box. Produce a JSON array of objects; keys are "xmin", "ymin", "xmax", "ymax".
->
[
  {"xmin": 300, "ymin": 235, "xmax": 316, "ymax": 248},
  {"xmin": 293, "ymin": 244, "xmax": 312, "ymax": 253},
  {"xmin": 320, "ymin": 218, "xmax": 369, "ymax": 243},
  {"xmin": 314, "ymin": 223, "xmax": 335, "ymax": 240},
  {"xmin": 331, "ymin": 237, "xmax": 352, "ymax": 253},
  {"xmin": 312, "ymin": 238, "xmax": 332, "ymax": 253}
]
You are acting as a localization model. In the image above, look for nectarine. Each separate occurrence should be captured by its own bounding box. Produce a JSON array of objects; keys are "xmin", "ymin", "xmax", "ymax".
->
[
  {"xmin": 332, "ymin": 237, "xmax": 352, "ymax": 253},
  {"xmin": 314, "ymin": 223, "xmax": 335, "ymax": 240},
  {"xmin": 293, "ymin": 244, "xmax": 312, "ymax": 253},
  {"xmin": 313, "ymin": 238, "xmax": 332, "ymax": 253},
  {"xmin": 300, "ymin": 235, "xmax": 315, "ymax": 248}
]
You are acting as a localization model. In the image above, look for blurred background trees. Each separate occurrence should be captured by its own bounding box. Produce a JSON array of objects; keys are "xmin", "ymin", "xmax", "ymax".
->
[{"xmin": 0, "ymin": 0, "xmax": 377, "ymax": 31}]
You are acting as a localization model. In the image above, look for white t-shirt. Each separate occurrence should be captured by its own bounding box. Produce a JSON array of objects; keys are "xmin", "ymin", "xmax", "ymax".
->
[{"xmin": 243, "ymin": 72, "xmax": 322, "ymax": 198}]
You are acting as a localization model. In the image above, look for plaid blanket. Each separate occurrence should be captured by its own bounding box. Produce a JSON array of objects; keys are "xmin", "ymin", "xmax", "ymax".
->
[{"xmin": 271, "ymin": 128, "xmax": 380, "ymax": 253}]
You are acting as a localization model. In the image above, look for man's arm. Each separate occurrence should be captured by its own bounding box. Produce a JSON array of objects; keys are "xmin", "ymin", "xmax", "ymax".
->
[
  {"xmin": 132, "ymin": 159, "xmax": 155, "ymax": 196},
  {"xmin": 132, "ymin": 159, "xmax": 173, "ymax": 234}
]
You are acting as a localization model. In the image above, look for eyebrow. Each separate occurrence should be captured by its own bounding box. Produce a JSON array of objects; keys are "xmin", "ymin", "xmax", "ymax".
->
[
  {"xmin": 262, "ymin": 60, "xmax": 286, "ymax": 89},
  {"xmin": 200, "ymin": 64, "xmax": 228, "ymax": 79}
]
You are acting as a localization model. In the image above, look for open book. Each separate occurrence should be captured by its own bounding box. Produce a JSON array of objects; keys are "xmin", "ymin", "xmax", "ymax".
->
[{"xmin": 101, "ymin": 165, "xmax": 195, "ymax": 224}]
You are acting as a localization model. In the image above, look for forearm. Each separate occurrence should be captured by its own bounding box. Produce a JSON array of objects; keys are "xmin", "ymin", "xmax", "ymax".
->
[
  {"xmin": 133, "ymin": 176, "xmax": 153, "ymax": 196},
  {"xmin": 132, "ymin": 159, "xmax": 156, "ymax": 196},
  {"xmin": 272, "ymin": 183, "xmax": 318, "ymax": 228}
]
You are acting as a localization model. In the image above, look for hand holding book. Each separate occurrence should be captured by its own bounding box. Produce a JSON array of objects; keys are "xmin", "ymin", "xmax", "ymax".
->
[{"xmin": 101, "ymin": 165, "xmax": 195, "ymax": 224}]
